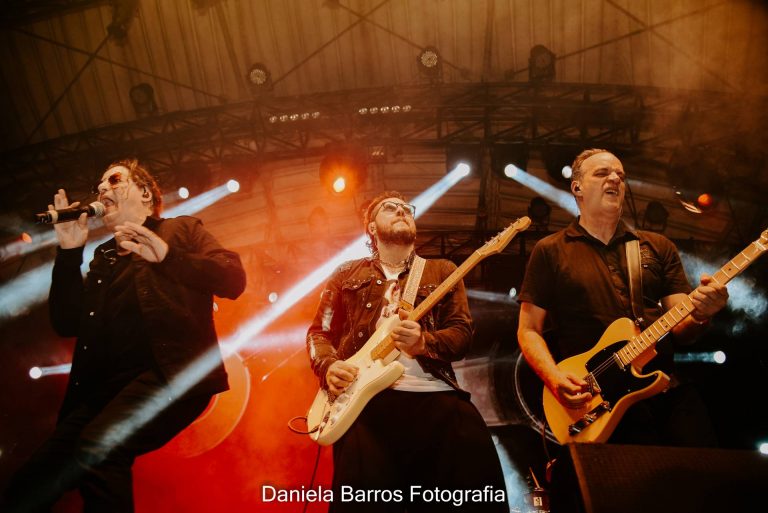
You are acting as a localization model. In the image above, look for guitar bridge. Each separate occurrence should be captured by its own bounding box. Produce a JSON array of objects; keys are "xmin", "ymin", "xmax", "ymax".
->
[{"xmin": 568, "ymin": 401, "xmax": 612, "ymax": 435}]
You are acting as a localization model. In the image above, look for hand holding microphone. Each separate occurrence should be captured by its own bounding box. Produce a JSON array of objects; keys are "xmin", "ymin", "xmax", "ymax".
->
[
  {"xmin": 44, "ymin": 189, "xmax": 95, "ymax": 249},
  {"xmin": 35, "ymin": 201, "xmax": 105, "ymax": 224}
]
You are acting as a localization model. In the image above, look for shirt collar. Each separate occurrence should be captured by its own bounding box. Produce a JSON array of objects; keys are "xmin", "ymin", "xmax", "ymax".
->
[{"xmin": 565, "ymin": 217, "xmax": 638, "ymax": 245}]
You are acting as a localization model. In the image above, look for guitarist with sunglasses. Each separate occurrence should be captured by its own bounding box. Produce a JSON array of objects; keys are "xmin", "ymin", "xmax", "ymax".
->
[
  {"xmin": 307, "ymin": 191, "xmax": 508, "ymax": 513},
  {"xmin": 517, "ymin": 149, "xmax": 728, "ymax": 451}
]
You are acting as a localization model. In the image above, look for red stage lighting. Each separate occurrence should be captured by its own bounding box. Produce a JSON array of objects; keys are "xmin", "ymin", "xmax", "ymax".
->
[
  {"xmin": 319, "ymin": 146, "xmax": 367, "ymax": 194},
  {"xmin": 696, "ymin": 193, "xmax": 715, "ymax": 209}
]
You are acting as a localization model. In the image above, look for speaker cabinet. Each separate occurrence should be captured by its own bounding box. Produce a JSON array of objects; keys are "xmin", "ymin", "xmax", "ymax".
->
[{"xmin": 550, "ymin": 443, "xmax": 768, "ymax": 513}]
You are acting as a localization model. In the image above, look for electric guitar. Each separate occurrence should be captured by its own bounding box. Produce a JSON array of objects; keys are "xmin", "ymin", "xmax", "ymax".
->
[
  {"xmin": 306, "ymin": 216, "xmax": 532, "ymax": 445},
  {"xmin": 542, "ymin": 228, "xmax": 768, "ymax": 444}
]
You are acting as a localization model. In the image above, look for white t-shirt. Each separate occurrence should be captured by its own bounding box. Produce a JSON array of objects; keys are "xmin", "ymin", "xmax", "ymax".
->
[{"xmin": 377, "ymin": 267, "xmax": 452, "ymax": 392}]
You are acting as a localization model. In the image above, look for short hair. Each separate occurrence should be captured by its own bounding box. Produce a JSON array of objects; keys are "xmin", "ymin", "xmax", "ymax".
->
[
  {"xmin": 106, "ymin": 158, "xmax": 163, "ymax": 216},
  {"xmin": 362, "ymin": 190, "xmax": 407, "ymax": 254},
  {"xmin": 570, "ymin": 148, "xmax": 612, "ymax": 184}
]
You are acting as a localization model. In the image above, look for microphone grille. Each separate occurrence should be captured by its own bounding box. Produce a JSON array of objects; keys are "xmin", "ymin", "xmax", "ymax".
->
[{"xmin": 90, "ymin": 201, "xmax": 106, "ymax": 217}]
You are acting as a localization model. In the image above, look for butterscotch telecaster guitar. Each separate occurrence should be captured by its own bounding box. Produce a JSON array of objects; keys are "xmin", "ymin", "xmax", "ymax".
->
[
  {"xmin": 306, "ymin": 217, "xmax": 531, "ymax": 445},
  {"xmin": 543, "ymin": 228, "xmax": 768, "ymax": 444}
]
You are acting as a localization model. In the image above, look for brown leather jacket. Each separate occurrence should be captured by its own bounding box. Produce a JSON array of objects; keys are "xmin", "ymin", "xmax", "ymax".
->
[{"xmin": 306, "ymin": 254, "xmax": 473, "ymax": 393}]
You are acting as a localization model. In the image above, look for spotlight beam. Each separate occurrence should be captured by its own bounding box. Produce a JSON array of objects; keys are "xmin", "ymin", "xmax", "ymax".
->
[
  {"xmin": 0, "ymin": 185, "xmax": 234, "ymax": 321},
  {"xmin": 507, "ymin": 167, "xmax": 578, "ymax": 216},
  {"xmin": 83, "ymin": 165, "xmax": 472, "ymax": 469}
]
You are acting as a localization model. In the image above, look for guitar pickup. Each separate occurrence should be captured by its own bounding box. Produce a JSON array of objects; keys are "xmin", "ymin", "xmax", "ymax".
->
[{"xmin": 568, "ymin": 401, "xmax": 612, "ymax": 435}]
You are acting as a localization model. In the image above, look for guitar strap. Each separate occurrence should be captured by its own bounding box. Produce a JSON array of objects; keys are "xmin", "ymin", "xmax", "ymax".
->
[
  {"xmin": 400, "ymin": 255, "xmax": 427, "ymax": 311},
  {"xmin": 625, "ymin": 238, "xmax": 646, "ymax": 328}
]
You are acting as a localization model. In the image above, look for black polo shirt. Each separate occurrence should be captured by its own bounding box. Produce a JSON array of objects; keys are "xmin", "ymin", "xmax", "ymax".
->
[{"xmin": 518, "ymin": 218, "xmax": 691, "ymax": 373}]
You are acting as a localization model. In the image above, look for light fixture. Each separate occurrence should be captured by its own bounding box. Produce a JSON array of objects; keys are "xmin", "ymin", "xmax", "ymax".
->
[
  {"xmin": 417, "ymin": 46, "xmax": 442, "ymax": 81},
  {"xmin": 247, "ymin": 63, "xmax": 273, "ymax": 92},
  {"xmin": 529, "ymin": 45, "xmax": 556, "ymax": 83},
  {"xmin": 528, "ymin": 196, "xmax": 551, "ymax": 229},
  {"xmin": 446, "ymin": 144, "xmax": 481, "ymax": 175},
  {"xmin": 129, "ymin": 83, "xmax": 157, "ymax": 117},
  {"xmin": 319, "ymin": 145, "xmax": 368, "ymax": 195},
  {"xmin": 669, "ymin": 147, "xmax": 721, "ymax": 214},
  {"xmin": 492, "ymin": 143, "xmax": 529, "ymax": 179},
  {"xmin": 642, "ymin": 200, "xmax": 669, "ymax": 232},
  {"xmin": 543, "ymin": 144, "xmax": 581, "ymax": 189}
]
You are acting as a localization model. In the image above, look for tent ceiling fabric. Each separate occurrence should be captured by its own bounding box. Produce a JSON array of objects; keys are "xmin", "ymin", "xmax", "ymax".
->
[
  {"xmin": 0, "ymin": 0, "xmax": 767, "ymax": 249},
  {"xmin": 2, "ymin": 0, "xmax": 767, "ymax": 148}
]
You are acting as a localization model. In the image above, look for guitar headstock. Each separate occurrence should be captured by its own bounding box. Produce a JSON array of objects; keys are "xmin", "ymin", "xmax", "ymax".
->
[{"xmin": 476, "ymin": 216, "xmax": 532, "ymax": 258}]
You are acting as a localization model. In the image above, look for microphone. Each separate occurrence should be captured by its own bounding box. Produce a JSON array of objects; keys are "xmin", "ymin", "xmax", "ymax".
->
[{"xmin": 34, "ymin": 202, "xmax": 106, "ymax": 224}]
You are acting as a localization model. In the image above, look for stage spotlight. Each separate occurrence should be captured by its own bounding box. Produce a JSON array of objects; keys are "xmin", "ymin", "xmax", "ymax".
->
[
  {"xmin": 332, "ymin": 177, "xmax": 346, "ymax": 193},
  {"xmin": 675, "ymin": 189, "xmax": 717, "ymax": 214},
  {"xmin": 543, "ymin": 145, "xmax": 581, "ymax": 189},
  {"xmin": 696, "ymin": 193, "xmax": 715, "ymax": 210},
  {"xmin": 29, "ymin": 367, "xmax": 42, "ymax": 379},
  {"xmin": 713, "ymin": 351, "xmax": 726, "ymax": 364},
  {"xmin": 173, "ymin": 161, "xmax": 211, "ymax": 199},
  {"xmin": 226, "ymin": 179, "xmax": 240, "ymax": 193},
  {"xmin": 492, "ymin": 143, "xmax": 529, "ymax": 179},
  {"xmin": 268, "ymin": 292, "xmax": 278, "ymax": 304},
  {"xmin": 669, "ymin": 147, "xmax": 721, "ymax": 214},
  {"xmin": 319, "ymin": 146, "xmax": 367, "ymax": 194},
  {"xmin": 642, "ymin": 200, "xmax": 669, "ymax": 232},
  {"xmin": 504, "ymin": 165, "xmax": 520, "ymax": 178},
  {"xmin": 529, "ymin": 45, "xmax": 556, "ymax": 83},
  {"xmin": 417, "ymin": 46, "xmax": 442, "ymax": 81},
  {"xmin": 247, "ymin": 63, "xmax": 272, "ymax": 91},
  {"xmin": 509, "ymin": 287, "xmax": 517, "ymax": 298},
  {"xmin": 528, "ymin": 196, "xmax": 551, "ymax": 229},
  {"xmin": 759, "ymin": 442, "xmax": 768, "ymax": 455},
  {"xmin": 446, "ymin": 144, "xmax": 480, "ymax": 176},
  {"xmin": 129, "ymin": 83, "xmax": 158, "ymax": 117}
]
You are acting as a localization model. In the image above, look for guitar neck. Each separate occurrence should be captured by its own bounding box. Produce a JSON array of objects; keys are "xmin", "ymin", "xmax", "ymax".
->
[
  {"xmin": 369, "ymin": 250, "xmax": 483, "ymax": 361},
  {"xmin": 618, "ymin": 237, "xmax": 767, "ymax": 366}
]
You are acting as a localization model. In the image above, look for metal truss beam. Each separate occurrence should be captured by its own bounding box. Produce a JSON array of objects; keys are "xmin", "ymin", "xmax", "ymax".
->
[{"xmin": 2, "ymin": 82, "xmax": 766, "ymax": 212}]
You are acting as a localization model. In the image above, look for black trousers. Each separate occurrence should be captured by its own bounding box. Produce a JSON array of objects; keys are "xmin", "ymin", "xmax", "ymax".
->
[
  {"xmin": 330, "ymin": 389, "xmax": 509, "ymax": 513},
  {"xmin": 2, "ymin": 369, "xmax": 211, "ymax": 513}
]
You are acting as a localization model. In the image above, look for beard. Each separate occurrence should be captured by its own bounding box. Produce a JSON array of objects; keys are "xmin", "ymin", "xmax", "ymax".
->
[{"xmin": 376, "ymin": 220, "xmax": 416, "ymax": 246}]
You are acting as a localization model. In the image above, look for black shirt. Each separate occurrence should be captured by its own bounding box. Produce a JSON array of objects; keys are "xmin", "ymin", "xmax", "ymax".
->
[{"xmin": 518, "ymin": 218, "xmax": 691, "ymax": 372}]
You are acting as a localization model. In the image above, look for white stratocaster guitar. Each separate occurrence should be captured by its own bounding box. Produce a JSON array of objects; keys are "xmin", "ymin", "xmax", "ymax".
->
[
  {"xmin": 306, "ymin": 216, "xmax": 532, "ymax": 445},
  {"xmin": 542, "ymin": 228, "xmax": 768, "ymax": 444}
]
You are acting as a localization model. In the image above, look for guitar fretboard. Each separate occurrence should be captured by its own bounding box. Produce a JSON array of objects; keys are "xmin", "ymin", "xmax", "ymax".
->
[
  {"xmin": 617, "ymin": 236, "xmax": 767, "ymax": 366},
  {"xmin": 369, "ymin": 250, "xmax": 483, "ymax": 361},
  {"xmin": 367, "ymin": 217, "xmax": 530, "ymax": 361}
]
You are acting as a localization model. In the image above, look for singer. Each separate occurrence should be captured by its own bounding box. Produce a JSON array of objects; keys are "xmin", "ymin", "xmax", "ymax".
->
[{"xmin": 2, "ymin": 159, "xmax": 246, "ymax": 513}]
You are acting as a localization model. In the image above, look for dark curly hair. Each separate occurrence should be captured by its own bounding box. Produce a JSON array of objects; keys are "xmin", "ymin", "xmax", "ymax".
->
[{"xmin": 105, "ymin": 158, "xmax": 163, "ymax": 216}]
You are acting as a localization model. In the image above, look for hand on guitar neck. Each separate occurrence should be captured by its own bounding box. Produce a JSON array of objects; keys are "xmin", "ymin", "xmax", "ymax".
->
[{"xmin": 686, "ymin": 273, "xmax": 729, "ymax": 325}]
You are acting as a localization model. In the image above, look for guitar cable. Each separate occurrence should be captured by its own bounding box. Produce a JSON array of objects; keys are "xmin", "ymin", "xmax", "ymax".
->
[
  {"xmin": 302, "ymin": 442, "xmax": 323, "ymax": 513},
  {"xmin": 288, "ymin": 415, "xmax": 318, "ymax": 435}
]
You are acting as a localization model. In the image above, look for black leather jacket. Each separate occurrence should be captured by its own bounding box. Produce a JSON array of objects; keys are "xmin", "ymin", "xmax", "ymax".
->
[
  {"xmin": 306, "ymin": 255, "xmax": 473, "ymax": 393},
  {"xmin": 49, "ymin": 215, "xmax": 246, "ymax": 417}
]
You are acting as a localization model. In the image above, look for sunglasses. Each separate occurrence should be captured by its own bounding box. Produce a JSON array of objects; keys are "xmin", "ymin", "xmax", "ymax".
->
[{"xmin": 91, "ymin": 171, "xmax": 128, "ymax": 195}]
